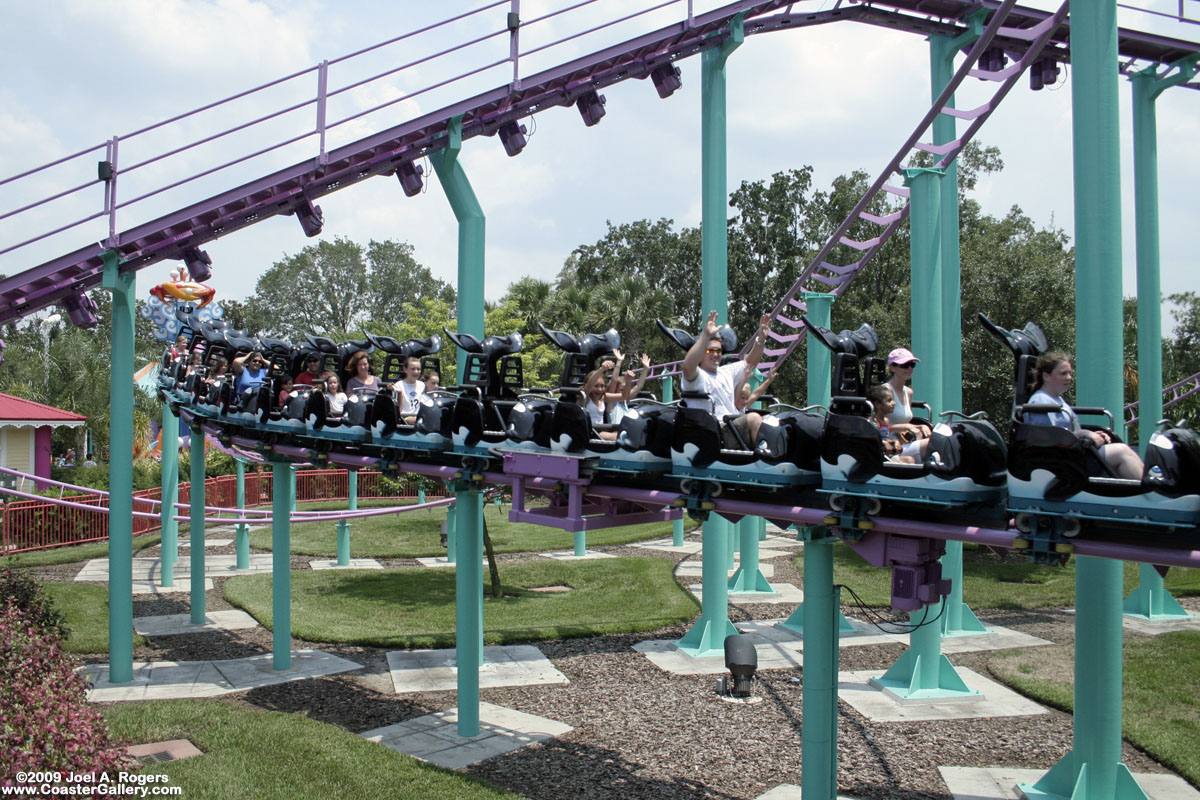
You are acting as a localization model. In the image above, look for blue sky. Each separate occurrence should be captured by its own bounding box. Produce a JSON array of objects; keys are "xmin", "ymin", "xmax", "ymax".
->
[{"xmin": 1, "ymin": 0, "xmax": 1196, "ymax": 329}]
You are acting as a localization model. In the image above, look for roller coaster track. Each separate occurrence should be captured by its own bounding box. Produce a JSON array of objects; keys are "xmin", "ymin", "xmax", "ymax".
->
[
  {"xmin": 1125, "ymin": 369, "xmax": 1200, "ymax": 425},
  {"xmin": 1, "ymin": 1, "xmax": 1197, "ymax": 333}
]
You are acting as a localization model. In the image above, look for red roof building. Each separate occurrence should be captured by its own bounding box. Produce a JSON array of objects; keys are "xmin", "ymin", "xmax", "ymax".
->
[{"xmin": 0, "ymin": 393, "xmax": 87, "ymax": 488}]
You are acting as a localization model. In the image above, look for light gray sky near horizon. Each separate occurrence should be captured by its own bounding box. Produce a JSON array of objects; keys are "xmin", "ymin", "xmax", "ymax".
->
[{"xmin": 1, "ymin": 0, "xmax": 1196, "ymax": 331}]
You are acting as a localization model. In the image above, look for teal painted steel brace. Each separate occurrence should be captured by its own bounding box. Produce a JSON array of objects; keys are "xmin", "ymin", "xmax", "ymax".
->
[
  {"xmin": 271, "ymin": 461, "xmax": 293, "ymax": 670},
  {"xmin": 101, "ymin": 250, "xmax": 134, "ymax": 683},
  {"xmin": 188, "ymin": 424, "xmax": 207, "ymax": 626},
  {"xmin": 159, "ymin": 403, "xmax": 180, "ymax": 587},
  {"xmin": 1122, "ymin": 57, "xmax": 1197, "ymax": 622},
  {"xmin": 1022, "ymin": 3, "xmax": 1150, "ymax": 798},
  {"xmin": 678, "ymin": 16, "xmax": 743, "ymax": 658},
  {"xmin": 454, "ymin": 490, "xmax": 484, "ymax": 736},
  {"xmin": 337, "ymin": 469, "xmax": 358, "ymax": 566},
  {"xmin": 234, "ymin": 458, "xmax": 250, "ymax": 570},
  {"xmin": 661, "ymin": 376, "xmax": 686, "ymax": 547}
]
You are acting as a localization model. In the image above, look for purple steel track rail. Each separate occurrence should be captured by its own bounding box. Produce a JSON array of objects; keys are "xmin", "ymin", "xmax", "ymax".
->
[
  {"xmin": 1125, "ymin": 368, "xmax": 1200, "ymax": 425},
  {"xmin": 2, "ymin": 1, "xmax": 1196, "ymax": 328}
]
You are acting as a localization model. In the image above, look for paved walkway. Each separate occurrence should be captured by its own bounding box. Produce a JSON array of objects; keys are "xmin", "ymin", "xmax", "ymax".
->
[{"xmin": 387, "ymin": 644, "xmax": 570, "ymax": 693}]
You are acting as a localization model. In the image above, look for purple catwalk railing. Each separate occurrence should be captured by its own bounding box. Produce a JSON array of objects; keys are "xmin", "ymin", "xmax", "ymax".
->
[
  {"xmin": 2, "ymin": 1, "xmax": 1196, "ymax": 327},
  {"xmin": 1124, "ymin": 368, "xmax": 1200, "ymax": 425}
]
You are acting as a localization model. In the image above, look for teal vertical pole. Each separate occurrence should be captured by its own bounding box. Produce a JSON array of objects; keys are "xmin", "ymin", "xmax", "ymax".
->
[
  {"xmin": 930, "ymin": 27, "xmax": 987, "ymax": 638},
  {"xmin": 781, "ymin": 294, "xmax": 853, "ymax": 636},
  {"xmin": 270, "ymin": 461, "xmax": 293, "ymax": 670},
  {"xmin": 445, "ymin": 503, "xmax": 457, "ymax": 564},
  {"xmin": 159, "ymin": 403, "xmax": 179, "ymax": 588},
  {"xmin": 728, "ymin": 515, "xmax": 773, "ymax": 593},
  {"xmin": 661, "ymin": 375, "xmax": 685, "ymax": 548},
  {"xmin": 337, "ymin": 469, "xmax": 357, "ymax": 566},
  {"xmin": 573, "ymin": 529, "xmax": 586, "ymax": 557},
  {"xmin": 234, "ymin": 458, "xmax": 249, "ymax": 570},
  {"xmin": 1123, "ymin": 61, "xmax": 1196, "ymax": 622},
  {"xmin": 454, "ymin": 489, "xmax": 483, "ymax": 736},
  {"xmin": 188, "ymin": 425, "xmax": 206, "ymax": 625},
  {"xmin": 289, "ymin": 465, "xmax": 297, "ymax": 515},
  {"xmin": 677, "ymin": 16, "xmax": 742, "ymax": 659},
  {"xmin": 101, "ymin": 251, "xmax": 134, "ymax": 683},
  {"xmin": 429, "ymin": 116, "xmax": 486, "ymax": 379},
  {"xmin": 418, "ymin": 486, "xmax": 426, "ymax": 506},
  {"xmin": 801, "ymin": 528, "xmax": 838, "ymax": 800},
  {"xmin": 872, "ymin": 170, "xmax": 976, "ymax": 699},
  {"xmin": 1022, "ymin": 3, "xmax": 1147, "ymax": 798}
]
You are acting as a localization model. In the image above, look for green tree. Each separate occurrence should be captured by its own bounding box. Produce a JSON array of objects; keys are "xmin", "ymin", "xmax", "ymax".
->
[
  {"xmin": 254, "ymin": 237, "xmax": 369, "ymax": 337},
  {"xmin": 365, "ymin": 239, "xmax": 455, "ymax": 323}
]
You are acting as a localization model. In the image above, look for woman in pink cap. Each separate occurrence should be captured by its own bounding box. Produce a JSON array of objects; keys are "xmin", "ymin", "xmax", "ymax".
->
[{"xmin": 883, "ymin": 347, "xmax": 932, "ymax": 441}]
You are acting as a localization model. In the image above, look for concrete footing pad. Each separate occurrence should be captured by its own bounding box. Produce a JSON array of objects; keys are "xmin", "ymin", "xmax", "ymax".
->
[
  {"xmin": 738, "ymin": 618, "xmax": 1052, "ymax": 654},
  {"xmin": 386, "ymin": 644, "xmax": 569, "ymax": 693},
  {"xmin": 362, "ymin": 702, "xmax": 572, "ymax": 770},
  {"xmin": 939, "ymin": 766, "xmax": 1200, "ymax": 800},
  {"xmin": 676, "ymin": 561, "xmax": 776, "ymax": 578},
  {"xmin": 632, "ymin": 538, "xmax": 703, "ymax": 554},
  {"xmin": 133, "ymin": 609, "xmax": 259, "ymax": 636},
  {"xmin": 633, "ymin": 634, "xmax": 803, "ymax": 675},
  {"xmin": 84, "ymin": 648, "xmax": 362, "ymax": 702},
  {"xmin": 1122, "ymin": 614, "xmax": 1200, "ymax": 636},
  {"xmin": 308, "ymin": 558, "xmax": 383, "ymax": 570},
  {"xmin": 415, "ymin": 557, "xmax": 489, "ymax": 568},
  {"xmin": 177, "ymin": 538, "xmax": 232, "ymax": 548},
  {"xmin": 838, "ymin": 668, "xmax": 1047, "ymax": 721},
  {"xmin": 538, "ymin": 550, "xmax": 617, "ymax": 561},
  {"xmin": 754, "ymin": 785, "xmax": 855, "ymax": 800},
  {"xmin": 75, "ymin": 554, "xmax": 275, "ymax": 584},
  {"xmin": 688, "ymin": 582, "xmax": 803, "ymax": 604}
]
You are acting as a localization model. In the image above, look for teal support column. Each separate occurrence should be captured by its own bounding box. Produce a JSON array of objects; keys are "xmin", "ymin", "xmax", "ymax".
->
[
  {"xmin": 159, "ymin": 403, "xmax": 179, "ymax": 588},
  {"xmin": 1123, "ymin": 60, "xmax": 1196, "ymax": 622},
  {"xmin": 661, "ymin": 376, "xmax": 685, "ymax": 548},
  {"xmin": 728, "ymin": 515, "xmax": 773, "ymax": 593},
  {"xmin": 430, "ymin": 116, "xmax": 485, "ymax": 379},
  {"xmin": 781, "ymin": 293, "xmax": 855, "ymax": 637},
  {"xmin": 1022, "ymin": 3, "xmax": 1148, "ymax": 798},
  {"xmin": 418, "ymin": 486, "xmax": 426, "ymax": 505},
  {"xmin": 801, "ymin": 533, "xmax": 840, "ymax": 800},
  {"xmin": 289, "ymin": 465, "xmax": 297, "ymax": 515},
  {"xmin": 573, "ymin": 529, "xmax": 587, "ymax": 557},
  {"xmin": 930, "ymin": 26, "xmax": 987, "ymax": 638},
  {"xmin": 101, "ymin": 250, "xmax": 134, "ymax": 683},
  {"xmin": 337, "ymin": 469, "xmax": 357, "ymax": 566},
  {"xmin": 454, "ymin": 489, "xmax": 484, "ymax": 736},
  {"xmin": 188, "ymin": 425, "xmax": 206, "ymax": 625},
  {"xmin": 270, "ymin": 461, "xmax": 293, "ymax": 671},
  {"xmin": 234, "ymin": 458, "xmax": 249, "ymax": 570},
  {"xmin": 873, "ymin": 170, "xmax": 975, "ymax": 699},
  {"xmin": 445, "ymin": 503, "xmax": 457, "ymax": 564},
  {"xmin": 679, "ymin": 15, "xmax": 743, "ymax": 660}
]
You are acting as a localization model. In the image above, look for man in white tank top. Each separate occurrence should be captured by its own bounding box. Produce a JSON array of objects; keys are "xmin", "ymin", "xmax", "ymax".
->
[{"xmin": 681, "ymin": 310, "xmax": 771, "ymax": 449}]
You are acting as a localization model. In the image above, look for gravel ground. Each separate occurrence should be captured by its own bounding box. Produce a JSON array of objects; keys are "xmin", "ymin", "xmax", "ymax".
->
[{"xmin": 49, "ymin": 537, "xmax": 1197, "ymax": 800}]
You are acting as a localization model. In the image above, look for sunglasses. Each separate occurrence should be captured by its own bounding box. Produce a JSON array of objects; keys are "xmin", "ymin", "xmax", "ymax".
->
[
  {"xmin": 895, "ymin": 362, "xmax": 916, "ymax": 369},
  {"xmin": 705, "ymin": 348, "xmax": 722, "ymax": 355}
]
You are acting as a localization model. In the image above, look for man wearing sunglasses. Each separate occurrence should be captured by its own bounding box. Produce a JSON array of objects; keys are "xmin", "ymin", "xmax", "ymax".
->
[
  {"xmin": 232, "ymin": 351, "xmax": 270, "ymax": 394},
  {"xmin": 681, "ymin": 309, "xmax": 771, "ymax": 449}
]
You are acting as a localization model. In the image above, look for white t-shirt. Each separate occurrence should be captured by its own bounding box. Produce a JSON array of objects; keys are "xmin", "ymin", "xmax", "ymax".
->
[
  {"xmin": 398, "ymin": 379, "xmax": 426, "ymax": 416},
  {"xmin": 585, "ymin": 398, "xmax": 606, "ymax": 425},
  {"xmin": 1026, "ymin": 389, "xmax": 1079, "ymax": 430},
  {"xmin": 682, "ymin": 360, "xmax": 747, "ymax": 418}
]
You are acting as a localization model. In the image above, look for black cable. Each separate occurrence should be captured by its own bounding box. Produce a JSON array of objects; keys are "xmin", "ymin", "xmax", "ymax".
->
[{"xmin": 835, "ymin": 582, "xmax": 948, "ymax": 634}]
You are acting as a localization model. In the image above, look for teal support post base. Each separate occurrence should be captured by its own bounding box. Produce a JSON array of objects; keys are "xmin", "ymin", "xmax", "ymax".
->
[
  {"xmin": 337, "ymin": 469, "xmax": 358, "ymax": 567},
  {"xmin": 672, "ymin": 518, "xmax": 685, "ymax": 548},
  {"xmin": 1123, "ymin": 562, "xmax": 1191, "ymax": 620},
  {"xmin": 677, "ymin": 515, "xmax": 738, "ymax": 658},
  {"xmin": 418, "ymin": 487, "xmax": 426, "ymax": 505},
  {"xmin": 188, "ymin": 426, "xmax": 207, "ymax": 626},
  {"xmin": 1019, "ymin": 752, "xmax": 1149, "ymax": 800},
  {"xmin": 939, "ymin": 541, "xmax": 989, "ymax": 637},
  {"xmin": 446, "ymin": 504, "xmax": 457, "ymax": 564},
  {"xmin": 271, "ymin": 461, "xmax": 294, "ymax": 671},
  {"xmin": 159, "ymin": 404, "xmax": 179, "ymax": 588},
  {"xmin": 801, "ymin": 533, "xmax": 840, "ymax": 800},
  {"xmin": 234, "ymin": 458, "xmax": 249, "ymax": 570},
  {"xmin": 728, "ymin": 516, "xmax": 774, "ymax": 594},
  {"xmin": 871, "ymin": 606, "xmax": 978, "ymax": 700},
  {"xmin": 454, "ymin": 490, "xmax": 484, "ymax": 737},
  {"xmin": 101, "ymin": 250, "xmax": 134, "ymax": 683},
  {"xmin": 757, "ymin": 517, "xmax": 766, "ymax": 542},
  {"xmin": 573, "ymin": 530, "xmax": 587, "ymax": 557},
  {"xmin": 779, "ymin": 526, "xmax": 856, "ymax": 636}
]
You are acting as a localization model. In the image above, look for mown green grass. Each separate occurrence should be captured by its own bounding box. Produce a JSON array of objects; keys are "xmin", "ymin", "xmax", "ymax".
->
[
  {"xmin": 43, "ymin": 581, "xmax": 146, "ymax": 653},
  {"xmin": 798, "ymin": 543, "xmax": 1200, "ymax": 609},
  {"xmin": 248, "ymin": 499, "xmax": 680, "ymax": 558},
  {"xmin": 103, "ymin": 699, "xmax": 518, "ymax": 800},
  {"xmin": 223, "ymin": 557, "xmax": 698, "ymax": 648},
  {"xmin": 989, "ymin": 631, "xmax": 1200, "ymax": 786},
  {"xmin": 4, "ymin": 532, "xmax": 162, "ymax": 568}
]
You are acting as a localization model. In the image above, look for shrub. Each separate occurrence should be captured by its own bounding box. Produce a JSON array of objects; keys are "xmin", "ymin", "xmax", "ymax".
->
[{"xmin": 0, "ymin": 574, "xmax": 130, "ymax": 781}]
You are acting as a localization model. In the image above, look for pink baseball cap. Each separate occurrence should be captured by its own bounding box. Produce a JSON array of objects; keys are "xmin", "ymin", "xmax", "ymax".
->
[{"xmin": 887, "ymin": 347, "xmax": 920, "ymax": 366}]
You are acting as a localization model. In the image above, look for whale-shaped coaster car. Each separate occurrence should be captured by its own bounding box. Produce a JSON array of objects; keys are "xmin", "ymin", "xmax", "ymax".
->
[
  {"xmin": 445, "ymin": 329, "xmax": 525, "ymax": 457},
  {"xmin": 983, "ymin": 313, "xmax": 1200, "ymax": 530},
  {"xmin": 653, "ymin": 319, "xmax": 813, "ymax": 486},
  {"xmin": 808, "ymin": 316, "xmax": 1007, "ymax": 508}
]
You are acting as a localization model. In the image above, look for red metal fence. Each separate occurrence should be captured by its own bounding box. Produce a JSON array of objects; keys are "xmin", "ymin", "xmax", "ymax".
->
[{"xmin": 1, "ymin": 469, "xmax": 435, "ymax": 554}]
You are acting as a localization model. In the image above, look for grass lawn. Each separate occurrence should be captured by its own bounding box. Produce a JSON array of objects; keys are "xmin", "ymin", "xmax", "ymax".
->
[
  {"xmin": 223, "ymin": 557, "xmax": 698, "ymax": 648},
  {"xmin": 988, "ymin": 631, "xmax": 1200, "ymax": 786},
  {"xmin": 103, "ymin": 699, "xmax": 518, "ymax": 800},
  {"xmin": 4, "ymin": 532, "xmax": 162, "ymax": 568},
  {"xmin": 248, "ymin": 499, "xmax": 683, "ymax": 558},
  {"xmin": 44, "ymin": 581, "xmax": 146, "ymax": 654},
  {"xmin": 796, "ymin": 543, "xmax": 1200, "ymax": 609}
]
